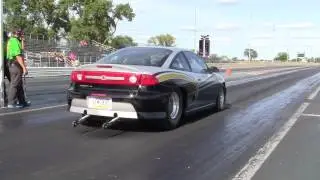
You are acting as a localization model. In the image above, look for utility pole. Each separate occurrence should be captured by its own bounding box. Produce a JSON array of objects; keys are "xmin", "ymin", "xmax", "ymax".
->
[
  {"xmin": 0, "ymin": 0, "xmax": 5, "ymax": 108},
  {"xmin": 248, "ymin": 46, "xmax": 251, "ymax": 61},
  {"xmin": 248, "ymin": 11, "xmax": 253, "ymax": 62},
  {"xmin": 193, "ymin": 8, "xmax": 198, "ymax": 52},
  {"xmin": 272, "ymin": 24, "xmax": 275, "ymax": 62}
]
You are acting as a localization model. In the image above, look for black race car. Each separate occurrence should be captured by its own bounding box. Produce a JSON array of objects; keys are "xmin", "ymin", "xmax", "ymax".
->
[{"xmin": 67, "ymin": 47, "xmax": 226, "ymax": 130}]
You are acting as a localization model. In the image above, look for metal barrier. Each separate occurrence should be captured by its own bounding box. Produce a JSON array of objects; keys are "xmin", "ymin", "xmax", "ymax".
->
[
  {"xmin": 25, "ymin": 52, "xmax": 102, "ymax": 68},
  {"xmin": 27, "ymin": 67, "xmax": 75, "ymax": 77}
]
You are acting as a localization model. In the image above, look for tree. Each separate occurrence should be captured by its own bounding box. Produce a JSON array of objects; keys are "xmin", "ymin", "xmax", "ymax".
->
[
  {"xmin": 147, "ymin": 34, "xmax": 176, "ymax": 47},
  {"xmin": 4, "ymin": 0, "xmax": 135, "ymax": 42},
  {"xmin": 275, "ymin": 52, "xmax": 289, "ymax": 62},
  {"xmin": 244, "ymin": 48, "xmax": 258, "ymax": 61},
  {"xmin": 232, "ymin": 57, "xmax": 238, "ymax": 61},
  {"xmin": 64, "ymin": 0, "xmax": 135, "ymax": 44},
  {"xmin": 4, "ymin": 0, "xmax": 71, "ymax": 39},
  {"xmin": 4, "ymin": 0, "xmax": 32, "ymax": 32},
  {"xmin": 111, "ymin": 35, "xmax": 137, "ymax": 49}
]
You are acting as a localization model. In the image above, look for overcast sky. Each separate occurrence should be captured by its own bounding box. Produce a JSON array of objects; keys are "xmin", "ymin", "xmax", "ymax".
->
[{"xmin": 114, "ymin": 0, "xmax": 320, "ymax": 59}]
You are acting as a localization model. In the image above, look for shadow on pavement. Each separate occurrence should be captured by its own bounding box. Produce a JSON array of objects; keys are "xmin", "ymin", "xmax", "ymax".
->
[{"xmin": 77, "ymin": 103, "xmax": 232, "ymax": 136}]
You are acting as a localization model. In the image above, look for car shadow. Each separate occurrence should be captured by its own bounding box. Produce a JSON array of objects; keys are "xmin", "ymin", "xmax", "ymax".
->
[
  {"xmin": 182, "ymin": 103, "xmax": 232, "ymax": 126},
  {"xmin": 80, "ymin": 103, "xmax": 232, "ymax": 133}
]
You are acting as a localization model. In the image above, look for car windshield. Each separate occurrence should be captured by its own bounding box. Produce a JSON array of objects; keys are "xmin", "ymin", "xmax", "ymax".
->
[{"xmin": 96, "ymin": 47, "xmax": 173, "ymax": 67}]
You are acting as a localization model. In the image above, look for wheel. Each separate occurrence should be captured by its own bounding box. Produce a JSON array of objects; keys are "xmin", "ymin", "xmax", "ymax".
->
[
  {"xmin": 215, "ymin": 86, "xmax": 226, "ymax": 111},
  {"xmin": 162, "ymin": 88, "xmax": 184, "ymax": 130}
]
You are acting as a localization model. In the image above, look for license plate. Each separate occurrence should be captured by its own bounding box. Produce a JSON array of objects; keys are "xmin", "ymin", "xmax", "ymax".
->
[{"xmin": 87, "ymin": 96, "xmax": 112, "ymax": 110}]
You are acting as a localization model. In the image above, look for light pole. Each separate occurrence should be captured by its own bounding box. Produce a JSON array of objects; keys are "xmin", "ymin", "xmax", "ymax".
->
[
  {"xmin": 272, "ymin": 24, "xmax": 275, "ymax": 62},
  {"xmin": 193, "ymin": 8, "xmax": 198, "ymax": 52},
  {"xmin": 248, "ymin": 12, "xmax": 252, "ymax": 62},
  {"xmin": 248, "ymin": 45, "xmax": 251, "ymax": 61}
]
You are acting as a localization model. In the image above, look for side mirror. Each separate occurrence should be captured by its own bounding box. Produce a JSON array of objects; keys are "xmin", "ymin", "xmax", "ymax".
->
[{"xmin": 207, "ymin": 66, "xmax": 220, "ymax": 73}]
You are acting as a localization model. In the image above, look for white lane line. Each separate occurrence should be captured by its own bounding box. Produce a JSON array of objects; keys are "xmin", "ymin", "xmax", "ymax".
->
[
  {"xmin": 0, "ymin": 104, "xmax": 68, "ymax": 117},
  {"xmin": 232, "ymin": 102, "xmax": 310, "ymax": 180},
  {"xmin": 301, "ymin": 113, "xmax": 320, "ymax": 117},
  {"xmin": 308, "ymin": 85, "xmax": 320, "ymax": 100}
]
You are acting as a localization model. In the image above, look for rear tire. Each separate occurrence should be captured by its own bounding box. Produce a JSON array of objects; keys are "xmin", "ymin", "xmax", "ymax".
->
[
  {"xmin": 215, "ymin": 86, "xmax": 226, "ymax": 111},
  {"xmin": 162, "ymin": 88, "xmax": 184, "ymax": 130}
]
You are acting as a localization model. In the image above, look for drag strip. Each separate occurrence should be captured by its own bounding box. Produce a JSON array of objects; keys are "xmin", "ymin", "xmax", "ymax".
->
[
  {"xmin": 0, "ymin": 66, "xmax": 312, "ymax": 111},
  {"xmin": 0, "ymin": 67, "xmax": 319, "ymax": 180},
  {"xmin": 0, "ymin": 67, "xmax": 312, "ymax": 115}
]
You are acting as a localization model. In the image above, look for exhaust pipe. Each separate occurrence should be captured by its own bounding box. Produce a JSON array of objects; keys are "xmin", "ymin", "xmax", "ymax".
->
[
  {"xmin": 102, "ymin": 113, "xmax": 120, "ymax": 129},
  {"xmin": 72, "ymin": 113, "xmax": 91, "ymax": 127}
]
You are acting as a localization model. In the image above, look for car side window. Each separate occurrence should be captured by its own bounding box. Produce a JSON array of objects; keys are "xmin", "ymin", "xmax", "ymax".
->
[
  {"xmin": 184, "ymin": 51, "xmax": 208, "ymax": 73},
  {"xmin": 170, "ymin": 53, "xmax": 191, "ymax": 72}
]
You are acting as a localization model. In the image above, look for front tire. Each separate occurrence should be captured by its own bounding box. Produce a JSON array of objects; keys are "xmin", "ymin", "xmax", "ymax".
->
[
  {"xmin": 162, "ymin": 88, "xmax": 184, "ymax": 130},
  {"xmin": 215, "ymin": 87, "xmax": 226, "ymax": 111}
]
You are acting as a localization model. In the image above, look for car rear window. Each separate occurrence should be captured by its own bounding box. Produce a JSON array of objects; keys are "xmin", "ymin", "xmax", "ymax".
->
[{"xmin": 96, "ymin": 47, "xmax": 173, "ymax": 67}]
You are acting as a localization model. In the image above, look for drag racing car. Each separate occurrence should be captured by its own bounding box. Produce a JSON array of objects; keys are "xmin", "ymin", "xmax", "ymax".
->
[{"xmin": 67, "ymin": 46, "xmax": 227, "ymax": 130}]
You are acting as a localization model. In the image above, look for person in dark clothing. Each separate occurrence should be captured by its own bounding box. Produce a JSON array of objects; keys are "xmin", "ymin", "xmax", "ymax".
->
[
  {"xmin": 6, "ymin": 30, "xmax": 30, "ymax": 108},
  {"xmin": 3, "ymin": 31, "xmax": 10, "ymax": 106}
]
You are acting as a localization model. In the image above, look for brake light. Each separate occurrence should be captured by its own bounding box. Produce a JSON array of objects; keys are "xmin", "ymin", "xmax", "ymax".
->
[
  {"xmin": 139, "ymin": 74, "xmax": 159, "ymax": 86},
  {"xmin": 71, "ymin": 71, "xmax": 83, "ymax": 82},
  {"xmin": 70, "ymin": 70, "xmax": 159, "ymax": 86}
]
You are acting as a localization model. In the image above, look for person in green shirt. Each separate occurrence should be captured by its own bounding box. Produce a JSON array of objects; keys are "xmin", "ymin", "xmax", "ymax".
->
[{"xmin": 6, "ymin": 30, "xmax": 30, "ymax": 108}]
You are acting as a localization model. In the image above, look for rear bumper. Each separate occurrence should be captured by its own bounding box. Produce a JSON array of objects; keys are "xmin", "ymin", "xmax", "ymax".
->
[
  {"xmin": 68, "ymin": 97, "xmax": 167, "ymax": 119},
  {"xmin": 67, "ymin": 82, "xmax": 175, "ymax": 119}
]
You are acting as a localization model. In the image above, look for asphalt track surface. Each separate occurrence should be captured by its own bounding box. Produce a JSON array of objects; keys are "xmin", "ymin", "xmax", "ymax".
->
[{"xmin": 0, "ymin": 66, "xmax": 320, "ymax": 180}]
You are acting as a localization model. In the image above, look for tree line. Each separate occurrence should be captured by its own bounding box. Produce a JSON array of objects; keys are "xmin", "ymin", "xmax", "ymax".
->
[{"xmin": 3, "ymin": 0, "xmax": 176, "ymax": 49}]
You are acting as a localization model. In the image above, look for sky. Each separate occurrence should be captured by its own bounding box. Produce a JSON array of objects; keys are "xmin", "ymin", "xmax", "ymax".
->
[{"xmin": 113, "ymin": 0, "xmax": 320, "ymax": 60}]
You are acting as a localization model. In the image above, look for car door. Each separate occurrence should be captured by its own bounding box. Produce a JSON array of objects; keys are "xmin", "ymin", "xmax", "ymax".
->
[
  {"xmin": 183, "ymin": 51, "xmax": 218, "ymax": 107},
  {"xmin": 168, "ymin": 52, "xmax": 200, "ymax": 109}
]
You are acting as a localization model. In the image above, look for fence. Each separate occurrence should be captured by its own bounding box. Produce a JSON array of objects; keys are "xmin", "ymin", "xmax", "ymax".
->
[
  {"xmin": 25, "ymin": 51, "xmax": 104, "ymax": 67},
  {"xmin": 23, "ymin": 33, "xmax": 115, "ymax": 67},
  {"xmin": 27, "ymin": 67, "xmax": 75, "ymax": 77}
]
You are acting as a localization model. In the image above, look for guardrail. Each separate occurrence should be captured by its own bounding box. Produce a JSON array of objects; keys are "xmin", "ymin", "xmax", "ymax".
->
[{"xmin": 27, "ymin": 67, "xmax": 75, "ymax": 77}]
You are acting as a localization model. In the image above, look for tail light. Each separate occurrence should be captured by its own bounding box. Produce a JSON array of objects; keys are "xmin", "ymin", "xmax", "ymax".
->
[
  {"xmin": 139, "ymin": 74, "xmax": 159, "ymax": 86},
  {"xmin": 71, "ymin": 71, "xmax": 83, "ymax": 82},
  {"xmin": 70, "ymin": 70, "xmax": 159, "ymax": 86}
]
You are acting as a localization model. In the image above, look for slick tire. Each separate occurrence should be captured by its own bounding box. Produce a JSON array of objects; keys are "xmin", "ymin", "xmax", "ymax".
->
[
  {"xmin": 162, "ymin": 88, "xmax": 184, "ymax": 130},
  {"xmin": 215, "ymin": 86, "xmax": 226, "ymax": 111}
]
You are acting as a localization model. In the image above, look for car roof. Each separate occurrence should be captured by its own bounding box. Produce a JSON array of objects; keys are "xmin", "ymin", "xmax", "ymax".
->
[{"xmin": 122, "ymin": 46, "xmax": 191, "ymax": 53}]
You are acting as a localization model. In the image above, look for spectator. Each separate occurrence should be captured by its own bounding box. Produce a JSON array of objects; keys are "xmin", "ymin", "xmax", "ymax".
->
[
  {"xmin": 6, "ymin": 30, "xmax": 30, "ymax": 108},
  {"xmin": 3, "ymin": 31, "xmax": 10, "ymax": 107}
]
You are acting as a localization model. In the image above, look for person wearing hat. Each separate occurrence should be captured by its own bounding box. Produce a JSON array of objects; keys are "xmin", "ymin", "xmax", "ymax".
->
[{"xmin": 6, "ymin": 30, "xmax": 30, "ymax": 108}]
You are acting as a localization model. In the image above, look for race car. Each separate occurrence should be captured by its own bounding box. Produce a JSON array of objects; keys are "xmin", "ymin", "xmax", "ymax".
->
[{"xmin": 67, "ymin": 46, "xmax": 227, "ymax": 130}]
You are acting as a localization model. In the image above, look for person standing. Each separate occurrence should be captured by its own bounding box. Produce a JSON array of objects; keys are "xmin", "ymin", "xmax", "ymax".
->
[
  {"xmin": 16, "ymin": 30, "xmax": 31, "ymax": 105},
  {"xmin": 6, "ymin": 30, "xmax": 30, "ymax": 108},
  {"xmin": 3, "ymin": 31, "xmax": 10, "ymax": 107}
]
